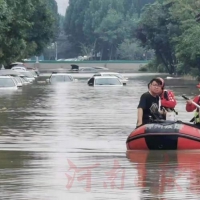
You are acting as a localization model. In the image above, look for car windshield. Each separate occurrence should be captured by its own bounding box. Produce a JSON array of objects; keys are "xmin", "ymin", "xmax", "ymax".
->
[
  {"xmin": 95, "ymin": 78, "xmax": 121, "ymax": 85},
  {"xmin": 21, "ymin": 76, "xmax": 29, "ymax": 82},
  {"xmin": 14, "ymin": 76, "xmax": 22, "ymax": 84},
  {"xmin": 50, "ymin": 75, "xmax": 73, "ymax": 82},
  {"xmin": 19, "ymin": 77, "xmax": 26, "ymax": 83},
  {"xmin": 0, "ymin": 78, "xmax": 15, "ymax": 87},
  {"xmin": 28, "ymin": 70, "xmax": 38, "ymax": 76},
  {"xmin": 93, "ymin": 74, "xmax": 101, "ymax": 77},
  {"xmin": 116, "ymin": 74, "xmax": 124, "ymax": 79}
]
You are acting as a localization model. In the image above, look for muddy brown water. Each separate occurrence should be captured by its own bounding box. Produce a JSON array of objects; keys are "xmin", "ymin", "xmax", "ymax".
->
[{"xmin": 0, "ymin": 73, "xmax": 199, "ymax": 200}]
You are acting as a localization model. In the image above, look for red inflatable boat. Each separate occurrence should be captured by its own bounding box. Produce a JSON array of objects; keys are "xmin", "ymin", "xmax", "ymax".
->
[{"xmin": 126, "ymin": 121, "xmax": 200, "ymax": 150}]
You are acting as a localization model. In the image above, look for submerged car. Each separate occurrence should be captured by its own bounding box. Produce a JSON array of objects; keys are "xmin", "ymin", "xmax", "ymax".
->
[
  {"xmin": 7, "ymin": 62, "xmax": 27, "ymax": 69},
  {"xmin": 47, "ymin": 73, "xmax": 76, "ymax": 83},
  {"xmin": 87, "ymin": 76, "xmax": 123, "ymax": 87},
  {"xmin": 0, "ymin": 70, "xmax": 30, "ymax": 86},
  {"xmin": 0, "ymin": 76, "xmax": 21, "ymax": 89},
  {"xmin": 15, "ymin": 70, "xmax": 36, "ymax": 83},
  {"xmin": 11, "ymin": 66, "xmax": 26, "ymax": 71},
  {"xmin": 93, "ymin": 72, "xmax": 128, "ymax": 85},
  {"xmin": 68, "ymin": 64, "xmax": 109, "ymax": 73}
]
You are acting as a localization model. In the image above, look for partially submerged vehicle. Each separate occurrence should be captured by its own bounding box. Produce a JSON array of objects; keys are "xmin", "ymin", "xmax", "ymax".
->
[
  {"xmin": 10, "ymin": 63, "xmax": 40, "ymax": 77},
  {"xmin": 87, "ymin": 76, "xmax": 123, "ymax": 87},
  {"xmin": 0, "ymin": 76, "xmax": 21, "ymax": 89},
  {"xmin": 11, "ymin": 66, "xmax": 26, "ymax": 71},
  {"xmin": 0, "ymin": 70, "xmax": 30, "ymax": 85},
  {"xmin": 14, "ymin": 70, "xmax": 36, "ymax": 83},
  {"xmin": 47, "ymin": 72, "xmax": 76, "ymax": 83},
  {"xmin": 93, "ymin": 72, "xmax": 128, "ymax": 85},
  {"xmin": 7, "ymin": 62, "xmax": 26, "ymax": 69},
  {"xmin": 68, "ymin": 64, "xmax": 109, "ymax": 73}
]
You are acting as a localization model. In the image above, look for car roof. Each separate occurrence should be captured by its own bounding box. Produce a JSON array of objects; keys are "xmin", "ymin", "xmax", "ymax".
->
[
  {"xmin": 94, "ymin": 76, "xmax": 120, "ymax": 79},
  {"xmin": 12, "ymin": 66, "xmax": 26, "ymax": 68},
  {"xmin": 0, "ymin": 75, "xmax": 13, "ymax": 78},
  {"xmin": 96, "ymin": 72, "xmax": 119, "ymax": 75},
  {"xmin": 0, "ymin": 69, "xmax": 23, "ymax": 75}
]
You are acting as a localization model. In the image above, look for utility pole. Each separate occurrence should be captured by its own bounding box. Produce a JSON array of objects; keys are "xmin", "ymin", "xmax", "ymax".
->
[
  {"xmin": 35, "ymin": 56, "xmax": 39, "ymax": 63},
  {"xmin": 55, "ymin": 42, "xmax": 57, "ymax": 60}
]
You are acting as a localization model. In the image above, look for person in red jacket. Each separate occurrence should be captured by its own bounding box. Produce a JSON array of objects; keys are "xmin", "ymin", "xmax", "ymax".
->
[
  {"xmin": 186, "ymin": 83, "xmax": 200, "ymax": 125},
  {"xmin": 157, "ymin": 77, "xmax": 177, "ymax": 112},
  {"xmin": 146, "ymin": 77, "xmax": 177, "ymax": 120}
]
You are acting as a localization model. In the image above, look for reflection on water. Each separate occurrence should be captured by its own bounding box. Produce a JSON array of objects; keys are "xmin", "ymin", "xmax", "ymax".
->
[
  {"xmin": 127, "ymin": 150, "xmax": 200, "ymax": 199},
  {"xmin": 0, "ymin": 74, "xmax": 199, "ymax": 199}
]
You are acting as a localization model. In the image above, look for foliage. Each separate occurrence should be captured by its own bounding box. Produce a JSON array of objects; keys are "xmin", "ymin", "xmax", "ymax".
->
[
  {"xmin": 146, "ymin": 58, "xmax": 166, "ymax": 72},
  {"xmin": 64, "ymin": 0, "xmax": 153, "ymax": 60},
  {"xmin": 62, "ymin": 0, "xmax": 200, "ymax": 76},
  {"xmin": 135, "ymin": 1, "xmax": 180, "ymax": 74},
  {"xmin": 169, "ymin": 0, "xmax": 200, "ymax": 75},
  {"xmin": 117, "ymin": 39, "xmax": 154, "ymax": 60},
  {"xmin": 0, "ymin": 0, "xmax": 59, "ymax": 65},
  {"xmin": 134, "ymin": 0, "xmax": 200, "ymax": 76},
  {"xmin": 64, "ymin": 0, "xmax": 91, "ymax": 50},
  {"xmin": 138, "ymin": 65, "xmax": 148, "ymax": 72}
]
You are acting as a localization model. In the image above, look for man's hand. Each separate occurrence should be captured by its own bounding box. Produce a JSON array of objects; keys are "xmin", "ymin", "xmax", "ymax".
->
[
  {"xmin": 159, "ymin": 109, "xmax": 166, "ymax": 115},
  {"xmin": 186, "ymin": 100, "xmax": 193, "ymax": 104},
  {"xmin": 136, "ymin": 122, "xmax": 142, "ymax": 127}
]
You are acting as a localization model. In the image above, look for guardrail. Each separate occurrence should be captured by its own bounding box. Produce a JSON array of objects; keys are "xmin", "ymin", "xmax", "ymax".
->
[{"xmin": 24, "ymin": 60, "xmax": 150, "ymax": 64}]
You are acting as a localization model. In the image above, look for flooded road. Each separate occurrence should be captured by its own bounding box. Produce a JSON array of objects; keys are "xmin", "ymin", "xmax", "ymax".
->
[{"xmin": 0, "ymin": 73, "xmax": 200, "ymax": 199}]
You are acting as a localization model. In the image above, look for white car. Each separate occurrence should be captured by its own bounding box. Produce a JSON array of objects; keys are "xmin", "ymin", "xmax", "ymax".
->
[
  {"xmin": 19, "ymin": 75, "xmax": 31, "ymax": 85},
  {"xmin": 13, "ymin": 70, "xmax": 35, "ymax": 82},
  {"xmin": 93, "ymin": 72, "xmax": 128, "ymax": 85},
  {"xmin": 47, "ymin": 73, "xmax": 76, "ymax": 83},
  {"xmin": 11, "ymin": 76, "xmax": 23, "ymax": 87},
  {"xmin": 0, "ymin": 76, "xmax": 21, "ymax": 89},
  {"xmin": 87, "ymin": 76, "xmax": 123, "ymax": 87},
  {"xmin": 11, "ymin": 66, "xmax": 26, "ymax": 71}
]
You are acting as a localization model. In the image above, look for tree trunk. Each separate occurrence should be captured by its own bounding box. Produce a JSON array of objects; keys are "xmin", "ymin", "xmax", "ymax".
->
[
  {"xmin": 109, "ymin": 45, "xmax": 113, "ymax": 60},
  {"xmin": 157, "ymin": 50, "xmax": 171, "ymax": 74},
  {"xmin": 100, "ymin": 48, "xmax": 103, "ymax": 61}
]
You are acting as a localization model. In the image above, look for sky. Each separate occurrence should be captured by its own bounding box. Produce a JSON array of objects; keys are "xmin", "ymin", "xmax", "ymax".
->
[{"xmin": 55, "ymin": 0, "xmax": 69, "ymax": 15}]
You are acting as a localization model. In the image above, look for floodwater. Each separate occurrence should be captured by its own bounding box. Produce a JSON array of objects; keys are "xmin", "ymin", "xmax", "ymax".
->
[{"xmin": 0, "ymin": 73, "xmax": 200, "ymax": 200}]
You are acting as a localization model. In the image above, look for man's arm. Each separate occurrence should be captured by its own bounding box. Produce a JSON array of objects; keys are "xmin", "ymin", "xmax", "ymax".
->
[
  {"xmin": 137, "ymin": 93, "xmax": 146, "ymax": 126},
  {"xmin": 186, "ymin": 96, "xmax": 199, "ymax": 112},
  {"xmin": 137, "ymin": 108, "xmax": 143, "ymax": 127}
]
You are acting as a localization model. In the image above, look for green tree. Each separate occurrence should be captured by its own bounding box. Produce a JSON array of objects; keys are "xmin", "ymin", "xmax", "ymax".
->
[
  {"xmin": 169, "ymin": 0, "xmax": 200, "ymax": 75},
  {"xmin": 0, "ymin": 0, "xmax": 59, "ymax": 65},
  {"xmin": 117, "ymin": 39, "xmax": 154, "ymax": 60},
  {"xmin": 136, "ymin": 1, "xmax": 179, "ymax": 74},
  {"xmin": 84, "ymin": 0, "xmax": 136, "ymax": 59},
  {"xmin": 64, "ymin": 0, "xmax": 90, "ymax": 53},
  {"xmin": 64, "ymin": 0, "xmax": 156, "ymax": 60},
  {"xmin": 0, "ymin": 0, "xmax": 11, "ymax": 58}
]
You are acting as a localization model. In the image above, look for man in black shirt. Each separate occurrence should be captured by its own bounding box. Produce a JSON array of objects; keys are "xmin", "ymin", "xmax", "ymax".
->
[{"xmin": 136, "ymin": 78, "xmax": 163, "ymax": 127}]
